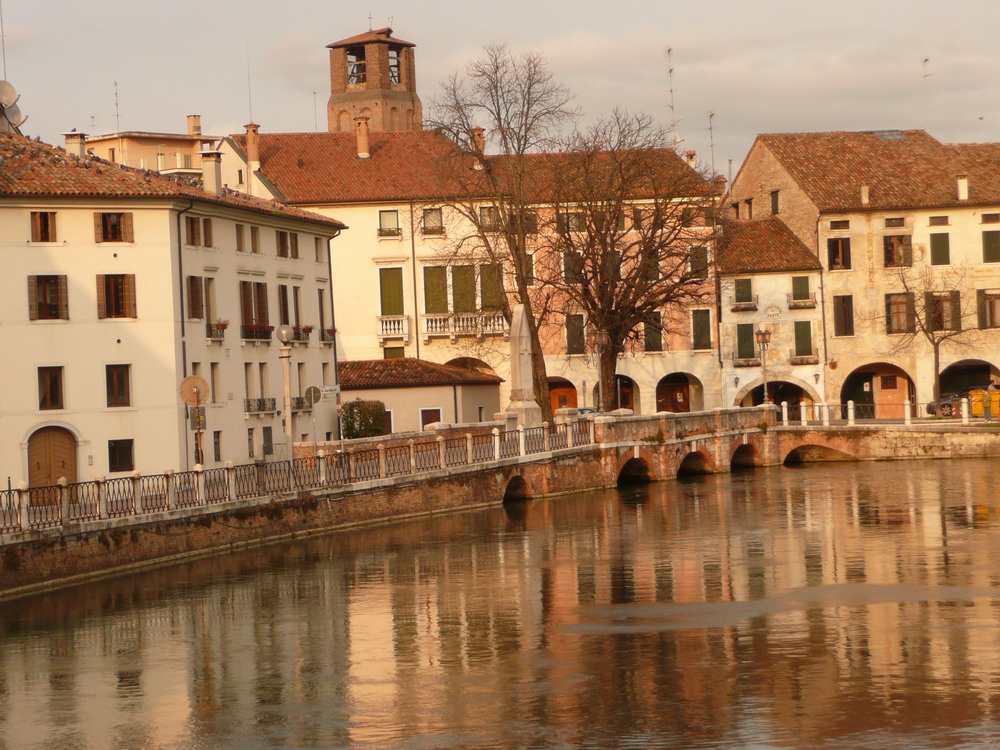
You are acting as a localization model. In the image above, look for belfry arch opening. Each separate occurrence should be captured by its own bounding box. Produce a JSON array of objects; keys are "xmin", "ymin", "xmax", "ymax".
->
[{"xmin": 617, "ymin": 458, "xmax": 652, "ymax": 486}]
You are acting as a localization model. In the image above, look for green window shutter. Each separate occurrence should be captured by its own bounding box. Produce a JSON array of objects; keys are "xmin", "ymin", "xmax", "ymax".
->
[
  {"xmin": 525, "ymin": 253, "xmax": 535, "ymax": 285},
  {"xmin": 379, "ymin": 268, "xmax": 404, "ymax": 316},
  {"xmin": 792, "ymin": 276, "xmax": 809, "ymax": 300},
  {"xmin": 452, "ymin": 265, "xmax": 476, "ymax": 312},
  {"xmin": 950, "ymin": 290, "xmax": 961, "ymax": 331},
  {"xmin": 480, "ymin": 264, "xmax": 503, "ymax": 310},
  {"xmin": 734, "ymin": 278, "xmax": 752, "ymax": 302},
  {"xmin": 794, "ymin": 321, "xmax": 812, "ymax": 356},
  {"xmin": 930, "ymin": 233, "xmax": 950, "ymax": 265},
  {"xmin": 566, "ymin": 314, "xmax": 585, "ymax": 354},
  {"xmin": 644, "ymin": 312, "xmax": 662, "ymax": 352},
  {"xmin": 563, "ymin": 252, "xmax": 583, "ymax": 283},
  {"xmin": 978, "ymin": 289, "xmax": 988, "ymax": 328},
  {"xmin": 692, "ymin": 309, "xmax": 711, "ymax": 350},
  {"xmin": 905, "ymin": 292, "xmax": 916, "ymax": 331},
  {"xmin": 984, "ymin": 231, "xmax": 1000, "ymax": 263},
  {"xmin": 423, "ymin": 267, "xmax": 448, "ymax": 314},
  {"xmin": 736, "ymin": 323, "xmax": 755, "ymax": 359},
  {"xmin": 689, "ymin": 245, "xmax": 708, "ymax": 279}
]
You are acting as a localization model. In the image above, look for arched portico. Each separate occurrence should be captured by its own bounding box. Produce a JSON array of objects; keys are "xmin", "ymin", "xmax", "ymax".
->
[
  {"xmin": 656, "ymin": 372, "xmax": 704, "ymax": 413},
  {"xmin": 840, "ymin": 363, "xmax": 915, "ymax": 419}
]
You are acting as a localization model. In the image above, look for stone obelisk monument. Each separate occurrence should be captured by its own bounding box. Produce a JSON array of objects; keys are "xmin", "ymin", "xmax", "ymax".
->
[{"xmin": 506, "ymin": 304, "xmax": 543, "ymax": 426}]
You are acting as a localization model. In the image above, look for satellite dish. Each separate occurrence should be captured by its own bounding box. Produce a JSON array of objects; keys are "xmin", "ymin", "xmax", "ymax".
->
[
  {"xmin": 179, "ymin": 375, "xmax": 211, "ymax": 406},
  {"xmin": 305, "ymin": 386, "xmax": 322, "ymax": 406},
  {"xmin": 0, "ymin": 81, "xmax": 16, "ymax": 108},
  {"xmin": 3, "ymin": 103, "xmax": 24, "ymax": 126}
]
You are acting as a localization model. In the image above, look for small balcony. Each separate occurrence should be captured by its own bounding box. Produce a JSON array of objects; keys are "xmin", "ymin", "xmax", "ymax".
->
[
  {"xmin": 729, "ymin": 295, "xmax": 759, "ymax": 312},
  {"xmin": 378, "ymin": 315, "xmax": 410, "ymax": 344},
  {"xmin": 422, "ymin": 311, "xmax": 509, "ymax": 341},
  {"xmin": 291, "ymin": 396, "xmax": 310, "ymax": 411},
  {"xmin": 241, "ymin": 324, "xmax": 273, "ymax": 342},
  {"xmin": 291, "ymin": 326, "xmax": 312, "ymax": 343},
  {"xmin": 320, "ymin": 328, "xmax": 336, "ymax": 344},
  {"xmin": 787, "ymin": 292, "xmax": 817, "ymax": 309},
  {"xmin": 788, "ymin": 347, "xmax": 820, "ymax": 365},
  {"xmin": 732, "ymin": 351, "xmax": 761, "ymax": 367},
  {"xmin": 377, "ymin": 227, "xmax": 401, "ymax": 237},
  {"xmin": 244, "ymin": 397, "xmax": 276, "ymax": 414},
  {"xmin": 206, "ymin": 322, "xmax": 227, "ymax": 341}
]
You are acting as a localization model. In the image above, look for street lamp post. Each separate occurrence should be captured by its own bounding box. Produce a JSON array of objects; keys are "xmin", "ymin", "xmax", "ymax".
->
[
  {"xmin": 276, "ymin": 324, "xmax": 295, "ymax": 455},
  {"xmin": 755, "ymin": 327, "xmax": 772, "ymax": 404}
]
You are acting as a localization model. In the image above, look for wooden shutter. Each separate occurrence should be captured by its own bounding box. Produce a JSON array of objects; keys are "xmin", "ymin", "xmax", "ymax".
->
[
  {"xmin": 122, "ymin": 213, "xmax": 134, "ymax": 243},
  {"xmin": 290, "ymin": 233, "xmax": 298, "ymax": 258},
  {"xmin": 905, "ymin": 293, "xmax": 916, "ymax": 331},
  {"xmin": 235, "ymin": 224, "xmax": 245, "ymax": 252},
  {"xmin": 984, "ymin": 231, "xmax": 1000, "ymax": 263},
  {"xmin": 30, "ymin": 212, "xmax": 41, "ymax": 242},
  {"xmin": 58, "ymin": 275, "xmax": 69, "ymax": 319},
  {"xmin": 792, "ymin": 276, "xmax": 809, "ymax": 300},
  {"xmin": 452, "ymin": 265, "xmax": 476, "ymax": 312},
  {"xmin": 692, "ymin": 310, "xmax": 711, "ymax": 350},
  {"xmin": 930, "ymin": 233, "xmax": 949, "ymax": 265},
  {"xmin": 950, "ymin": 290, "xmax": 961, "ymax": 331},
  {"xmin": 278, "ymin": 285, "xmax": 289, "ymax": 325},
  {"xmin": 187, "ymin": 276, "xmax": 204, "ymax": 318},
  {"xmin": 186, "ymin": 216, "xmax": 200, "ymax": 246},
  {"xmin": 124, "ymin": 275, "xmax": 137, "ymax": 318},
  {"xmin": 379, "ymin": 268, "xmax": 404, "ymax": 316},
  {"xmin": 202, "ymin": 218, "xmax": 213, "ymax": 248},
  {"xmin": 736, "ymin": 323, "xmax": 755, "ymax": 359},
  {"xmin": 480, "ymin": 264, "xmax": 503, "ymax": 310},
  {"xmin": 94, "ymin": 213, "xmax": 104, "ymax": 243},
  {"xmin": 317, "ymin": 288, "xmax": 327, "ymax": 330},
  {"xmin": 644, "ymin": 312, "xmax": 662, "ymax": 352},
  {"xmin": 27, "ymin": 276, "xmax": 38, "ymax": 320},
  {"xmin": 978, "ymin": 289, "xmax": 988, "ymax": 329},
  {"xmin": 423, "ymin": 267, "xmax": 447, "ymax": 314},
  {"xmin": 735, "ymin": 278, "xmax": 752, "ymax": 302},
  {"xmin": 565, "ymin": 314, "xmax": 584, "ymax": 354},
  {"xmin": 794, "ymin": 321, "xmax": 812, "ymax": 356},
  {"xmin": 255, "ymin": 282, "xmax": 269, "ymax": 325},
  {"xmin": 240, "ymin": 281, "xmax": 254, "ymax": 326},
  {"xmin": 96, "ymin": 275, "xmax": 107, "ymax": 319}
]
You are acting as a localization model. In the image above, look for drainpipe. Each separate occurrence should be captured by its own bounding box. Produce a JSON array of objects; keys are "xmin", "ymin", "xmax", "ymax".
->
[
  {"xmin": 453, "ymin": 384, "xmax": 459, "ymax": 423},
  {"xmin": 176, "ymin": 198, "xmax": 196, "ymax": 469},
  {"xmin": 817, "ymin": 216, "xmax": 829, "ymax": 402},
  {"xmin": 409, "ymin": 199, "xmax": 421, "ymax": 359},
  {"xmin": 326, "ymin": 227, "xmax": 343, "ymax": 440}
]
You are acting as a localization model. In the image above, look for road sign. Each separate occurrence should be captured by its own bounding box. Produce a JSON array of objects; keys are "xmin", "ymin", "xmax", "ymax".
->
[{"xmin": 305, "ymin": 385, "xmax": 322, "ymax": 405}]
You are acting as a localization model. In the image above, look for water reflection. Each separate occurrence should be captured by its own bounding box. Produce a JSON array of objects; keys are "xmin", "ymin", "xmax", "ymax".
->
[{"xmin": 2, "ymin": 459, "xmax": 1000, "ymax": 747}]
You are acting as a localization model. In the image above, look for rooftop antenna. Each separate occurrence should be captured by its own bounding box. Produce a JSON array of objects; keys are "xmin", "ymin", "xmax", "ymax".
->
[
  {"xmin": 368, "ymin": 12, "xmax": 373, "ymax": 30},
  {"xmin": 665, "ymin": 46, "xmax": 682, "ymax": 144},
  {"xmin": 921, "ymin": 58, "xmax": 931, "ymax": 130},
  {"xmin": 246, "ymin": 41, "xmax": 254, "ymax": 122},
  {"xmin": 312, "ymin": 91, "xmax": 318, "ymax": 131},
  {"xmin": 114, "ymin": 81, "xmax": 123, "ymax": 161},
  {"xmin": 708, "ymin": 111, "xmax": 716, "ymax": 178}
]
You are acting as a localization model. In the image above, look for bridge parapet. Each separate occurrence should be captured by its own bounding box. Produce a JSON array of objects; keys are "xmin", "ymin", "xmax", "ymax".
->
[{"xmin": 595, "ymin": 405, "xmax": 776, "ymax": 445}]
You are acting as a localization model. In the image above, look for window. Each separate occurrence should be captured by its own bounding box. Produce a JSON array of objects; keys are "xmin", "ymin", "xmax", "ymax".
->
[
  {"xmin": 644, "ymin": 312, "xmax": 662, "ymax": 352},
  {"xmin": 422, "ymin": 208, "xmax": 444, "ymax": 235},
  {"xmin": 388, "ymin": 47, "xmax": 401, "ymax": 83},
  {"xmin": 185, "ymin": 216, "xmax": 212, "ymax": 247},
  {"xmin": 262, "ymin": 426, "xmax": 274, "ymax": 456},
  {"xmin": 379, "ymin": 268, "xmax": 404, "ymax": 316},
  {"xmin": 736, "ymin": 323, "xmax": 756, "ymax": 359},
  {"xmin": 525, "ymin": 252, "xmax": 536, "ymax": 285},
  {"xmin": 239, "ymin": 280, "xmax": 269, "ymax": 332},
  {"xmin": 793, "ymin": 321, "xmax": 813, "ymax": 357},
  {"xmin": 38, "ymin": 366, "xmax": 64, "ymax": 410},
  {"xmin": 926, "ymin": 291, "xmax": 960, "ymax": 331},
  {"xmin": 734, "ymin": 278, "xmax": 753, "ymax": 303},
  {"xmin": 30, "ymin": 212, "xmax": 57, "ymax": 242},
  {"xmin": 106, "ymin": 364, "xmax": 130, "ymax": 407},
  {"xmin": 383, "ymin": 346, "xmax": 405, "ymax": 359},
  {"xmin": 977, "ymin": 289, "xmax": 1000, "ymax": 328},
  {"xmin": 96, "ymin": 274, "xmax": 137, "ymax": 318},
  {"xmin": 452, "ymin": 265, "xmax": 476, "ymax": 312},
  {"xmin": 28, "ymin": 275, "xmax": 68, "ymax": 320},
  {"xmin": 566, "ymin": 314, "xmax": 585, "ymax": 354},
  {"xmin": 479, "ymin": 206, "xmax": 500, "ymax": 232},
  {"xmin": 236, "ymin": 224, "xmax": 245, "ymax": 252},
  {"xmin": 237, "ymin": 169, "xmax": 244, "ymax": 185},
  {"xmin": 830, "ymin": 219, "xmax": 850, "ymax": 230},
  {"xmin": 420, "ymin": 408, "xmax": 442, "ymax": 429},
  {"xmin": 558, "ymin": 211, "xmax": 586, "ymax": 233},
  {"xmin": 94, "ymin": 212, "xmax": 133, "ymax": 243},
  {"xmin": 691, "ymin": 309, "xmax": 711, "ymax": 350},
  {"xmin": 632, "ymin": 206, "xmax": 645, "ymax": 229},
  {"xmin": 378, "ymin": 210, "xmax": 401, "ymax": 237},
  {"xmin": 250, "ymin": 226, "xmax": 260, "ymax": 253},
  {"xmin": 247, "ymin": 427, "xmax": 255, "ymax": 458},
  {"xmin": 278, "ymin": 284, "xmax": 290, "ymax": 325},
  {"xmin": 791, "ymin": 276, "xmax": 810, "ymax": 301},
  {"xmin": 511, "ymin": 209, "xmax": 538, "ymax": 234},
  {"xmin": 884, "ymin": 217, "xmax": 905, "ymax": 228},
  {"xmin": 770, "ymin": 190, "xmax": 780, "ymax": 215},
  {"xmin": 423, "ymin": 267, "xmax": 448, "ymax": 314},
  {"xmin": 885, "ymin": 293, "xmax": 915, "ymax": 333},
  {"xmin": 930, "ymin": 233, "xmax": 950, "ymax": 265},
  {"xmin": 731, "ymin": 203, "xmax": 740, "ymax": 220},
  {"xmin": 480, "ymin": 265, "xmax": 503, "ymax": 310},
  {"xmin": 983, "ymin": 231, "xmax": 1000, "ymax": 263},
  {"xmin": 317, "ymin": 288, "xmax": 327, "ymax": 332},
  {"xmin": 210, "ymin": 363, "xmax": 220, "ymax": 404},
  {"xmin": 346, "ymin": 46, "xmax": 366, "ymax": 84},
  {"xmin": 187, "ymin": 275, "xmax": 204, "ymax": 318},
  {"xmin": 563, "ymin": 252, "xmax": 584, "ymax": 284},
  {"xmin": 744, "ymin": 198, "xmax": 753, "ymax": 220},
  {"xmin": 213, "ymin": 431, "xmax": 222, "ymax": 462},
  {"xmin": 827, "ymin": 237, "xmax": 851, "ymax": 269},
  {"xmin": 883, "ymin": 235, "xmax": 912, "ymax": 267},
  {"xmin": 314, "ymin": 237, "xmax": 325, "ymax": 262},
  {"xmin": 929, "ymin": 215, "xmax": 949, "ymax": 226},
  {"xmin": 108, "ymin": 439, "xmax": 134, "ymax": 472},
  {"xmin": 289, "ymin": 233, "xmax": 299, "ymax": 259},
  {"xmin": 689, "ymin": 245, "xmax": 709, "ymax": 279},
  {"xmin": 276, "ymin": 230, "xmax": 290, "ymax": 257},
  {"xmin": 881, "ymin": 375, "xmax": 898, "ymax": 390},
  {"xmin": 833, "ymin": 295, "xmax": 854, "ymax": 336},
  {"xmin": 983, "ymin": 213, "xmax": 1000, "ymax": 224}
]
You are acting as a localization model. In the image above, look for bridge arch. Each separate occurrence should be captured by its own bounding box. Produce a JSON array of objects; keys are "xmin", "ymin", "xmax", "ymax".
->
[
  {"xmin": 502, "ymin": 475, "xmax": 531, "ymax": 500},
  {"xmin": 731, "ymin": 443, "xmax": 759, "ymax": 468},
  {"xmin": 783, "ymin": 444, "xmax": 856, "ymax": 465},
  {"xmin": 677, "ymin": 450, "xmax": 711, "ymax": 475},
  {"xmin": 617, "ymin": 457, "xmax": 652, "ymax": 485}
]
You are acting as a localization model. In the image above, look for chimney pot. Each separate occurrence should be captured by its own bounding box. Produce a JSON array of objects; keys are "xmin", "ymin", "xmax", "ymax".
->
[
  {"xmin": 187, "ymin": 115, "xmax": 202, "ymax": 136},
  {"xmin": 63, "ymin": 131, "xmax": 88, "ymax": 159},
  {"xmin": 354, "ymin": 116, "xmax": 370, "ymax": 159},
  {"xmin": 958, "ymin": 174, "xmax": 969, "ymax": 201},
  {"xmin": 244, "ymin": 122, "xmax": 260, "ymax": 164},
  {"xmin": 685, "ymin": 149, "xmax": 697, "ymax": 167},
  {"xmin": 860, "ymin": 184, "xmax": 870, "ymax": 207},
  {"xmin": 201, "ymin": 150, "xmax": 223, "ymax": 196}
]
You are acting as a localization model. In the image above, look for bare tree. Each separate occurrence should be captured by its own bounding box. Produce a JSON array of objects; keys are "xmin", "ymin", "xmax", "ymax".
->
[
  {"xmin": 429, "ymin": 45, "xmax": 577, "ymax": 420},
  {"xmin": 533, "ymin": 111, "xmax": 716, "ymax": 410}
]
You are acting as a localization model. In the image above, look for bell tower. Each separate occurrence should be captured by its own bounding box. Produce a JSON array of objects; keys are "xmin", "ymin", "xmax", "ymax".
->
[{"xmin": 326, "ymin": 27, "xmax": 423, "ymax": 133}]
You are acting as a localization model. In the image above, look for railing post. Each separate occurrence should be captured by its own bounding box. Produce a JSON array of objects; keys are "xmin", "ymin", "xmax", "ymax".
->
[
  {"xmin": 96, "ymin": 476, "xmax": 107, "ymax": 519},
  {"xmin": 492, "ymin": 427, "xmax": 500, "ymax": 460},
  {"xmin": 225, "ymin": 461, "xmax": 235, "ymax": 500},
  {"xmin": 542, "ymin": 421, "xmax": 550, "ymax": 452},
  {"xmin": 437, "ymin": 435, "xmax": 445, "ymax": 468},
  {"xmin": 317, "ymin": 450, "xmax": 327, "ymax": 485},
  {"xmin": 847, "ymin": 400, "xmax": 855, "ymax": 426},
  {"xmin": 466, "ymin": 433, "xmax": 473, "ymax": 464},
  {"xmin": 194, "ymin": 465, "xmax": 206, "ymax": 504},
  {"xmin": 904, "ymin": 400, "xmax": 912, "ymax": 426},
  {"xmin": 822, "ymin": 403, "xmax": 830, "ymax": 427},
  {"xmin": 17, "ymin": 482, "xmax": 29, "ymax": 531},
  {"xmin": 348, "ymin": 449, "xmax": 356, "ymax": 483},
  {"xmin": 408, "ymin": 439, "xmax": 416, "ymax": 472},
  {"xmin": 800, "ymin": 403, "xmax": 808, "ymax": 426},
  {"xmin": 58, "ymin": 477, "xmax": 69, "ymax": 528},
  {"xmin": 517, "ymin": 425, "xmax": 526, "ymax": 456},
  {"xmin": 962, "ymin": 397, "xmax": 970, "ymax": 425},
  {"xmin": 131, "ymin": 471, "xmax": 142, "ymax": 516},
  {"xmin": 164, "ymin": 469, "xmax": 176, "ymax": 510},
  {"xmin": 377, "ymin": 444, "xmax": 386, "ymax": 479},
  {"xmin": 781, "ymin": 401, "xmax": 789, "ymax": 426}
]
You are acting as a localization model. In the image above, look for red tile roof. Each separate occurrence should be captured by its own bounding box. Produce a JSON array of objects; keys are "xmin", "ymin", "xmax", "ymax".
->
[
  {"xmin": 327, "ymin": 27, "xmax": 415, "ymax": 49},
  {"xmin": 230, "ymin": 130, "xmax": 485, "ymax": 204},
  {"xmin": 758, "ymin": 130, "xmax": 1000, "ymax": 211},
  {"xmin": 716, "ymin": 218, "xmax": 821, "ymax": 274},
  {"xmin": 0, "ymin": 132, "xmax": 345, "ymax": 229},
  {"xmin": 339, "ymin": 358, "xmax": 503, "ymax": 390}
]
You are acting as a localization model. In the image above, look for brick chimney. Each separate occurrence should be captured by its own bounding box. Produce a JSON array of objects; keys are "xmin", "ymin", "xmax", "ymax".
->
[
  {"xmin": 187, "ymin": 115, "xmax": 202, "ymax": 136},
  {"xmin": 685, "ymin": 150, "xmax": 697, "ymax": 168},
  {"xmin": 860, "ymin": 183, "xmax": 870, "ymax": 207},
  {"xmin": 63, "ymin": 130, "xmax": 87, "ymax": 159},
  {"xmin": 958, "ymin": 174, "xmax": 969, "ymax": 201},
  {"xmin": 201, "ymin": 150, "xmax": 223, "ymax": 196},
  {"xmin": 244, "ymin": 122, "xmax": 261, "ymax": 195},
  {"xmin": 472, "ymin": 127, "xmax": 486, "ymax": 153},
  {"xmin": 354, "ymin": 115, "xmax": 370, "ymax": 159}
]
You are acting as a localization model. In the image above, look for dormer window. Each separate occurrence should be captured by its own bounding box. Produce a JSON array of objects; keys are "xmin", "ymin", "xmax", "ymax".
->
[
  {"xmin": 388, "ymin": 47, "xmax": 401, "ymax": 84},
  {"xmin": 347, "ymin": 47, "xmax": 366, "ymax": 84}
]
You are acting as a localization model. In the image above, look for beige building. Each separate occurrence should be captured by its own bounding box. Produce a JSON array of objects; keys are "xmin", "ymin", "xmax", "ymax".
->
[
  {"xmin": 728, "ymin": 129, "xmax": 1000, "ymax": 411},
  {"xmin": 1, "ymin": 132, "xmax": 344, "ymax": 486},
  {"xmin": 79, "ymin": 115, "xmax": 217, "ymax": 176}
]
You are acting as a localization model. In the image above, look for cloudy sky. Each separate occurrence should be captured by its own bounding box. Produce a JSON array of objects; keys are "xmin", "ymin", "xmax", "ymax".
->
[{"xmin": 4, "ymin": 0, "xmax": 999, "ymax": 174}]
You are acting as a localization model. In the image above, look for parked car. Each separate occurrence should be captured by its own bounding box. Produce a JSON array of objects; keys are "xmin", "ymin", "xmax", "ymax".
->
[{"xmin": 926, "ymin": 385, "xmax": 991, "ymax": 416}]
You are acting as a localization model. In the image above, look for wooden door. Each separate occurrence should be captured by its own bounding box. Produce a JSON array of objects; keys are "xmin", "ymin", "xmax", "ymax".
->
[{"xmin": 28, "ymin": 427, "xmax": 77, "ymax": 487}]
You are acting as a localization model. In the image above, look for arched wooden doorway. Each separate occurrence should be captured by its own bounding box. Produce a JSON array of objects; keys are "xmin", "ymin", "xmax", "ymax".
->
[{"xmin": 28, "ymin": 427, "xmax": 77, "ymax": 487}]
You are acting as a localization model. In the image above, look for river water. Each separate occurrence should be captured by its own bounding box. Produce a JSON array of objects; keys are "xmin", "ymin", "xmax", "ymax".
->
[{"xmin": 2, "ymin": 458, "xmax": 1000, "ymax": 749}]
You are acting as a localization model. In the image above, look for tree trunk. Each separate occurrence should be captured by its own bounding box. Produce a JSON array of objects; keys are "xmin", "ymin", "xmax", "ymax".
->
[
  {"xmin": 932, "ymin": 341, "xmax": 941, "ymax": 407},
  {"xmin": 599, "ymin": 347, "xmax": 620, "ymax": 412}
]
